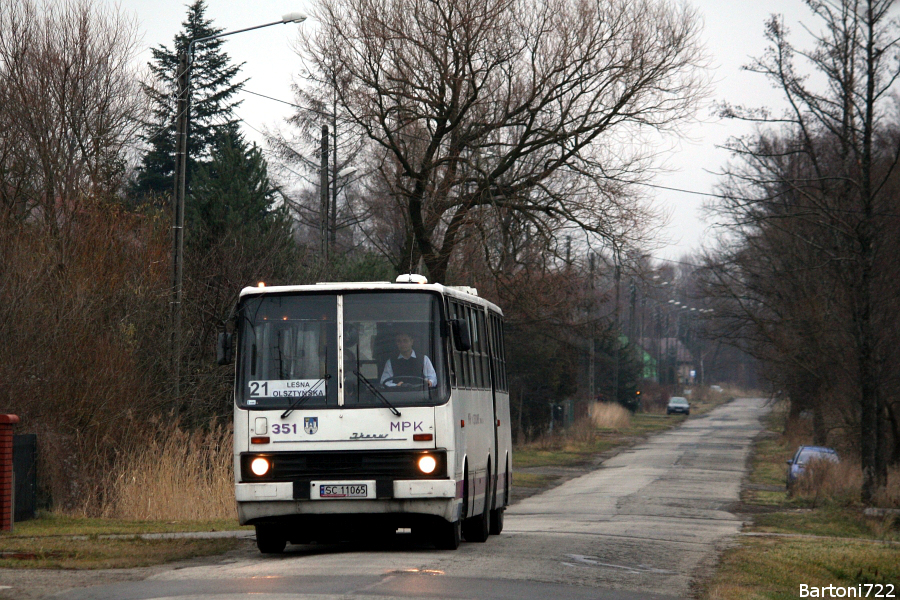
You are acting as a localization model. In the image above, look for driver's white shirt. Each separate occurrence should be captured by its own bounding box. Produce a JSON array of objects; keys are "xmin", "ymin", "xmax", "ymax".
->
[{"xmin": 380, "ymin": 350, "xmax": 437, "ymax": 387}]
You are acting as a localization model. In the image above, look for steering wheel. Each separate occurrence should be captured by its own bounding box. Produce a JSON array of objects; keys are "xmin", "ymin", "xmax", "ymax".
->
[{"xmin": 382, "ymin": 375, "xmax": 429, "ymax": 387}]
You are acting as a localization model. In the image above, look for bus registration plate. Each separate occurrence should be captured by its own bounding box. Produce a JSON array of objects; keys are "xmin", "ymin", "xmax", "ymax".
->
[{"xmin": 313, "ymin": 481, "xmax": 375, "ymax": 499}]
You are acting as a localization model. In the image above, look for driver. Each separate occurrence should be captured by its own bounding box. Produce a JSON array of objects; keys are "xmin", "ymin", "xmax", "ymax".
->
[{"xmin": 380, "ymin": 332, "xmax": 437, "ymax": 388}]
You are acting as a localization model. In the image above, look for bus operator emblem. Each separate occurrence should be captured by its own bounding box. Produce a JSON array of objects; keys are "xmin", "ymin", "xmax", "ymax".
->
[{"xmin": 304, "ymin": 417, "xmax": 318, "ymax": 435}]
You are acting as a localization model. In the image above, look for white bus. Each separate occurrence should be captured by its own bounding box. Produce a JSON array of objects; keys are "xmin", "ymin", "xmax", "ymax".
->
[{"xmin": 219, "ymin": 275, "xmax": 512, "ymax": 552}]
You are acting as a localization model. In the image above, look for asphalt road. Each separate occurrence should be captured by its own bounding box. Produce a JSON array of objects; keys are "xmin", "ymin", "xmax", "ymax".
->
[{"xmin": 52, "ymin": 397, "xmax": 768, "ymax": 600}]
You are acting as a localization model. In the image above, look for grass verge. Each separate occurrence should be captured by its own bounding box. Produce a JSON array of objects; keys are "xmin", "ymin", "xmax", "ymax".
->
[
  {"xmin": 702, "ymin": 400, "xmax": 900, "ymax": 600},
  {"xmin": 0, "ymin": 535, "xmax": 239, "ymax": 570},
  {"xmin": 9, "ymin": 514, "xmax": 250, "ymax": 537},
  {"xmin": 0, "ymin": 514, "xmax": 249, "ymax": 570},
  {"xmin": 709, "ymin": 537, "xmax": 899, "ymax": 600}
]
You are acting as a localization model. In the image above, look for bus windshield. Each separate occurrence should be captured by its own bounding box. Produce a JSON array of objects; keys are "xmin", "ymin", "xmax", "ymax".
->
[{"xmin": 236, "ymin": 291, "xmax": 448, "ymax": 409}]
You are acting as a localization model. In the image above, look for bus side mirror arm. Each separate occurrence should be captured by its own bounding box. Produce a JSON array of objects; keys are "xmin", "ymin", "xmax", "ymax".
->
[
  {"xmin": 451, "ymin": 319, "xmax": 472, "ymax": 352},
  {"xmin": 217, "ymin": 332, "xmax": 233, "ymax": 365}
]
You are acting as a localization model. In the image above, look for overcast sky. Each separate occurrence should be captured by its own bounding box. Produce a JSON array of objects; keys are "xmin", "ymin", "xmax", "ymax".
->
[{"xmin": 114, "ymin": 0, "xmax": 814, "ymax": 263}]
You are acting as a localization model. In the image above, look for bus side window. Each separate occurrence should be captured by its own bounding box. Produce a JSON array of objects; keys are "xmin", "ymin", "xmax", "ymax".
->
[
  {"xmin": 446, "ymin": 302, "xmax": 458, "ymax": 388},
  {"xmin": 471, "ymin": 307, "xmax": 482, "ymax": 389},
  {"xmin": 488, "ymin": 313, "xmax": 498, "ymax": 390},
  {"xmin": 464, "ymin": 305, "xmax": 474, "ymax": 387},
  {"xmin": 477, "ymin": 310, "xmax": 490, "ymax": 389},
  {"xmin": 450, "ymin": 301, "xmax": 467, "ymax": 388},
  {"xmin": 498, "ymin": 317, "xmax": 508, "ymax": 391},
  {"xmin": 466, "ymin": 305, "xmax": 478, "ymax": 388}
]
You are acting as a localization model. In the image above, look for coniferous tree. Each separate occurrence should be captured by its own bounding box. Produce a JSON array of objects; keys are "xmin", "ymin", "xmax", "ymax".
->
[
  {"xmin": 188, "ymin": 130, "xmax": 289, "ymax": 251},
  {"xmin": 132, "ymin": 0, "xmax": 245, "ymax": 200}
]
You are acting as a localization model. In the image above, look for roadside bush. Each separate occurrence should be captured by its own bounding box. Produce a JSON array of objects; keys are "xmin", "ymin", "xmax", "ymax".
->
[
  {"xmin": 0, "ymin": 206, "xmax": 170, "ymax": 512},
  {"xmin": 99, "ymin": 420, "xmax": 234, "ymax": 520},
  {"xmin": 589, "ymin": 402, "xmax": 631, "ymax": 430},
  {"xmin": 873, "ymin": 467, "xmax": 900, "ymax": 508},
  {"xmin": 637, "ymin": 381, "xmax": 669, "ymax": 414},
  {"xmin": 791, "ymin": 459, "xmax": 862, "ymax": 507}
]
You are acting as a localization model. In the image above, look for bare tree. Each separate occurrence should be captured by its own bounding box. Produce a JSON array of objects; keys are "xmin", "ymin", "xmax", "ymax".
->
[
  {"xmin": 706, "ymin": 0, "xmax": 900, "ymax": 501},
  {"xmin": 297, "ymin": 0, "xmax": 708, "ymax": 282},
  {"xmin": 0, "ymin": 0, "xmax": 144, "ymax": 234}
]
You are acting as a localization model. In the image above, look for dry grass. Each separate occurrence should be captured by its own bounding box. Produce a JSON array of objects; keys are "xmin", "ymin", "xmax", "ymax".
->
[
  {"xmin": 97, "ymin": 422, "xmax": 235, "ymax": 521},
  {"xmin": 706, "ymin": 537, "xmax": 900, "ymax": 600},
  {"xmin": 874, "ymin": 467, "xmax": 900, "ymax": 508},
  {"xmin": 589, "ymin": 402, "xmax": 631, "ymax": 430},
  {"xmin": 790, "ymin": 459, "xmax": 862, "ymax": 506},
  {"xmin": 786, "ymin": 452, "xmax": 900, "ymax": 510}
]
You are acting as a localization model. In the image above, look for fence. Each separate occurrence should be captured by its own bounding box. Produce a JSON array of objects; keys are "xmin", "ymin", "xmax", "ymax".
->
[{"xmin": 13, "ymin": 434, "xmax": 37, "ymax": 522}]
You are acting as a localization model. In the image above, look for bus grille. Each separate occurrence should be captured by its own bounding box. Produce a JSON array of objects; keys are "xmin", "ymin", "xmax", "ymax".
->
[{"xmin": 240, "ymin": 450, "xmax": 447, "ymax": 481}]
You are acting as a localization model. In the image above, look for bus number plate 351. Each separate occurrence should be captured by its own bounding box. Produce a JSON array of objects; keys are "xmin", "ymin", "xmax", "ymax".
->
[{"xmin": 312, "ymin": 481, "xmax": 376, "ymax": 499}]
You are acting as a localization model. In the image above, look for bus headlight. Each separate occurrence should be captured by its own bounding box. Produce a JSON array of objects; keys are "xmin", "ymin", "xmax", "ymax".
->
[
  {"xmin": 418, "ymin": 455, "xmax": 437, "ymax": 474},
  {"xmin": 250, "ymin": 457, "xmax": 271, "ymax": 476}
]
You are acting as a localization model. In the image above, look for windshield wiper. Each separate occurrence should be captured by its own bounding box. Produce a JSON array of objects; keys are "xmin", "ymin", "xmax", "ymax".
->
[
  {"xmin": 280, "ymin": 375, "xmax": 330, "ymax": 419},
  {"xmin": 353, "ymin": 370, "xmax": 401, "ymax": 417}
]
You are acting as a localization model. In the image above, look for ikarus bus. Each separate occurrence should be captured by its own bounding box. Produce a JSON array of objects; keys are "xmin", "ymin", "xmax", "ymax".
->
[{"xmin": 218, "ymin": 275, "xmax": 512, "ymax": 552}]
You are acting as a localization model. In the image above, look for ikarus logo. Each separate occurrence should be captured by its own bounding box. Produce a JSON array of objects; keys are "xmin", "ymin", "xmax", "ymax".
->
[{"xmin": 304, "ymin": 417, "xmax": 318, "ymax": 435}]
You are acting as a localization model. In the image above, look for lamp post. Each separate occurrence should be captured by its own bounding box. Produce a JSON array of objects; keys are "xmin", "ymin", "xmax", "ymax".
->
[{"xmin": 170, "ymin": 12, "xmax": 307, "ymax": 394}]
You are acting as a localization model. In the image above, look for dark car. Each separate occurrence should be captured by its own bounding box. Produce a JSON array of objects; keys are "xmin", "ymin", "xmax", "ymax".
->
[
  {"xmin": 666, "ymin": 396, "xmax": 690, "ymax": 415},
  {"xmin": 786, "ymin": 446, "xmax": 839, "ymax": 488}
]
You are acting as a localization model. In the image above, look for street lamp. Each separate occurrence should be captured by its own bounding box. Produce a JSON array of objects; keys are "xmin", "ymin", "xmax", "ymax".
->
[{"xmin": 170, "ymin": 12, "xmax": 307, "ymax": 394}]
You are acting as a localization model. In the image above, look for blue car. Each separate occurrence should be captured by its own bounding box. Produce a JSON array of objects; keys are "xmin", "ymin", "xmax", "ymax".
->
[{"xmin": 786, "ymin": 446, "xmax": 839, "ymax": 488}]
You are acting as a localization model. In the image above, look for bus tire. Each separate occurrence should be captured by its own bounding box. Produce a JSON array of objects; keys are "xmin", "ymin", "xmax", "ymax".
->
[
  {"xmin": 489, "ymin": 465, "xmax": 507, "ymax": 535},
  {"xmin": 255, "ymin": 524, "xmax": 286, "ymax": 554},
  {"xmin": 433, "ymin": 518, "xmax": 461, "ymax": 550},
  {"xmin": 489, "ymin": 507, "xmax": 504, "ymax": 535},
  {"xmin": 462, "ymin": 466, "xmax": 491, "ymax": 543}
]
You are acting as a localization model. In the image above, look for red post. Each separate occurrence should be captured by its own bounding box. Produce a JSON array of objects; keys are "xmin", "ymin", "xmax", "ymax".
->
[{"xmin": 0, "ymin": 414, "xmax": 19, "ymax": 531}]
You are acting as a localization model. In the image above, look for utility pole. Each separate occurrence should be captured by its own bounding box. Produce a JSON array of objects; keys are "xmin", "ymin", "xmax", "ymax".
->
[
  {"xmin": 612, "ymin": 246, "xmax": 621, "ymax": 404},
  {"xmin": 588, "ymin": 252, "xmax": 596, "ymax": 401},
  {"xmin": 170, "ymin": 50, "xmax": 190, "ymax": 397},
  {"xmin": 330, "ymin": 105, "xmax": 338, "ymax": 250},
  {"xmin": 629, "ymin": 278, "xmax": 637, "ymax": 342},
  {"xmin": 320, "ymin": 124, "xmax": 329, "ymax": 266}
]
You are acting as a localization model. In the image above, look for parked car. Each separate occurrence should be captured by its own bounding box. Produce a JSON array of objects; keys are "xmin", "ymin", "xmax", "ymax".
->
[
  {"xmin": 710, "ymin": 385, "xmax": 723, "ymax": 393},
  {"xmin": 666, "ymin": 396, "xmax": 690, "ymax": 415},
  {"xmin": 786, "ymin": 446, "xmax": 839, "ymax": 488}
]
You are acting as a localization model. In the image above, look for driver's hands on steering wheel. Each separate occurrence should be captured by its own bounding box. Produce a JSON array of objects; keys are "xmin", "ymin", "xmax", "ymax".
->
[{"xmin": 384, "ymin": 375, "xmax": 434, "ymax": 388}]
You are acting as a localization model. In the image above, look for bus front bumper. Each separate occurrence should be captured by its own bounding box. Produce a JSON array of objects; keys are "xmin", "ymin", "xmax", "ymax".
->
[{"xmin": 236, "ymin": 480, "xmax": 460, "ymax": 524}]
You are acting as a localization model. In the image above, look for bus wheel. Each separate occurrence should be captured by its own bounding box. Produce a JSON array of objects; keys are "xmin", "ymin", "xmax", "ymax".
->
[
  {"xmin": 433, "ymin": 518, "xmax": 461, "ymax": 550},
  {"xmin": 462, "ymin": 468, "xmax": 491, "ymax": 543},
  {"xmin": 489, "ymin": 507, "xmax": 504, "ymax": 535},
  {"xmin": 255, "ymin": 524, "xmax": 286, "ymax": 554}
]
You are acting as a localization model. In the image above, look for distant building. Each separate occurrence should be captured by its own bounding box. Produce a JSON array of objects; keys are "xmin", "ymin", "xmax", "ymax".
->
[{"xmin": 638, "ymin": 337, "xmax": 695, "ymax": 385}]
